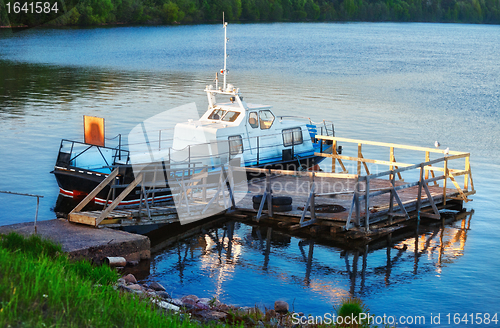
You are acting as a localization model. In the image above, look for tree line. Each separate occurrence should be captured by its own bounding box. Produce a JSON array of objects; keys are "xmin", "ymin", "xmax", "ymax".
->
[{"xmin": 2, "ymin": 0, "xmax": 500, "ymax": 27}]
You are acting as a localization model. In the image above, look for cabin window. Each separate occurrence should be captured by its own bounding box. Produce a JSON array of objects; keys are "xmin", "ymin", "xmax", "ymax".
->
[
  {"xmin": 228, "ymin": 135, "xmax": 243, "ymax": 155},
  {"xmin": 208, "ymin": 108, "xmax": 226, "ymax": 120},
  {"xmin": 283, "ymin": 127, "xmax": 303, "ymax": 147},
  {"xmin": 259, "ymin": 110, "xmax": 275, "ymax": 129},
  {"xmin": 248, "ymin": 112, "xmax": 259, "ymax": 128},
  {"xmin": 221, "ymin": 111, "xmax": 240, "ymax": 122}
]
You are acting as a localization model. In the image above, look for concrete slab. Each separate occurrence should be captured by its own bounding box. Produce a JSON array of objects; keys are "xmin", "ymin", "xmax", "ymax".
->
[{"xmin": 0, "ymin": 219, "xmax": 150, "ymax": 263}]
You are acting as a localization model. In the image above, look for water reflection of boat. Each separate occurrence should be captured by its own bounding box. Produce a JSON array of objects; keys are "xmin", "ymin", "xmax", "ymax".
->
[{"xmin": 51, "ymin": 20, "xmax": 335, "ymax": 206}]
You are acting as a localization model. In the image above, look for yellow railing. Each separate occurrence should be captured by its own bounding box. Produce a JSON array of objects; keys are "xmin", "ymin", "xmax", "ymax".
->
[{"xmin": 315, "ymin": 135, "xmax": 475, "ymax": 205}]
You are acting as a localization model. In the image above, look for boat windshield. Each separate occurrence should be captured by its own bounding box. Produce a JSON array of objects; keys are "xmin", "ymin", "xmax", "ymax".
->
[
  {"xmin": 221, "ymin": 111, "xmax": 240, "ymax": 122},
  {"xmin": 208, "ymin": 109, "xmax": 226, "ymax": 120},
  {"xmin": 259, "ymin": 110, "xmax": 275, "ymax": 129}
]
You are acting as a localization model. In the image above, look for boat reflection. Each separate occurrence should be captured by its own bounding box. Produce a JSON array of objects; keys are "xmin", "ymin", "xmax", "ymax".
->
[{"xmin": 147, "ymin": 210, "xmax": 474, "ymax": 305}]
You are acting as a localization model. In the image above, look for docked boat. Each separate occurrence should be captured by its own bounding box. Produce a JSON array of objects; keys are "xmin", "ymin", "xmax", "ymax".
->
[{"xmin": 52, "ymin": 21, "xmax": 336, "ymax": 206}]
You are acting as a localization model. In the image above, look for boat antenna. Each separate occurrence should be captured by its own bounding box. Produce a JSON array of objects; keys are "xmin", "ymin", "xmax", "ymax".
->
[{"xmin": 222, "ymin": 12, "xmax": 228, "ymax": 91}]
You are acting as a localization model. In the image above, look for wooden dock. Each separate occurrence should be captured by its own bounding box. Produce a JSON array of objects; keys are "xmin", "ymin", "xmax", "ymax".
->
[{"xmin": 66, "ymin": 136, "xmax": 475, "ymax": 244}]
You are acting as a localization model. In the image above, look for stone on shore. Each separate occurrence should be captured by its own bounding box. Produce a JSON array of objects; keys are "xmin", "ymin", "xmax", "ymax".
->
[
  {"xmin": 127, "ymin": 284, "xmax": 143, "ymax": 291},
  {"xmin": 181, "ymin": 294, "xmax": 199, "ymax": 303},
  {"xmin": 149, "ymin": 281, "xmax": 166, "ymax": 292},
  {"xmin": 153, "ymin": 299, "xmax": 180, "ymax": 312},
  {"xmin": 156, "ymin": 291, "xmax": 171, "ymax": 300},
  {"xmin": 123, "ymin": 273, "xmax": 137, "ymax": 284},
  {"xmin": 274, "ymin": 300, "xmax": 289, "ymax": 314}
]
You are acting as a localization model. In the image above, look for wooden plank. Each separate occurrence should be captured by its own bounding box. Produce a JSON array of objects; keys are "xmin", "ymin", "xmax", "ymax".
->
[
  {"xmin": 99, "ymin": 219, "xmax": 122, "ymax": 225},
  {"xmin": 316, "ymin": 135, "xmax": 467, "ymax": 156},
  {"xmin": 448, "ymin": 171, "xmax": 469, "ymax": 202},
  {"xmin": 70, "ymin": 168, "xmax": 119, "ymax": 214},
  {"xmin": 68, "ymin": 213, "xmax": 97, "ymax": 226},
  {"xmin": 423, "ymin": 183, "xmax": 440, "ymax": 216},
  {"xmin": 317, "ymin": 152, "xmax": 414, "ymax": 169},
  {"xmin": 96, "ymin": 173, "xmax": 144, "ymax": 226},
  {"xmin": 300, "ymin": 183, "xmax": 316, "ymax": 227},
  {"xmin": 331, "ymin": 144, "xmax": 348, "ymax": 173},
  {"xmin": 420, "ymin": 212, "xmax": 441, "ymax": 220},
  {"xmin": 368, "ymin": 157, "xmax": 444, "ymax": 179},
  {"xmin": 448, "ymin": 169, "xmax": 469, "ymax": 177},
  {"xmin": 234, "ymin": 166, "xmax": 358, "ymax": 179}
]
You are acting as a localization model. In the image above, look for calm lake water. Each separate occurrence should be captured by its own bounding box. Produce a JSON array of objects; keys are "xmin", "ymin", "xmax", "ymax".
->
[{"xmin": 1, "ymin": 23, "xmax": 499, "ymax": 325}]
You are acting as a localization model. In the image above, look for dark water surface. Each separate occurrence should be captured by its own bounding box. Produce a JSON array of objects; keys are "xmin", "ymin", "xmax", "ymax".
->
[{"xmin": 1, "ymin": 23, "xmax": 499, "ymax": 325}]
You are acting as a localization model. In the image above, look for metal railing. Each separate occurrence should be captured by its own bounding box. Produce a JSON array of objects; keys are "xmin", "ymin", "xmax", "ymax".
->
[{"xmin": 0, "ymin": 191, "xmax": 44, "ymax": 233}]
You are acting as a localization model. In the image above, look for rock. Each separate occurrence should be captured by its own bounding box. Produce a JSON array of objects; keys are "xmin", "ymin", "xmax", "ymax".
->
[
  {"xmin": 122, "ymin": 274, "xmax": 137, "ymax": 284},
  {"xmin": 274, "ymin": 300, "xmax": 289, "ymax": 314},
  {"xmin": 119, "ymin": 285, "xmax": 143, "ymax": 295},
  {"xmin": 181, "ymin": 295, "xmax": 199, "ymax": 303},
  {"xmin": 127, "ymin": 284, "xmax": 143, "ymax": 291},
  {"xmin": 117, "ymin": 278, "xmax": 126, "ymax": 286},
  {"xmin": 156, "ymin": 291, "xmax": 171, "ymax": 300},
  {"xmin": 182, "ymin": 298, "xmax": 197, "ymax": 308},
  {"xmin": 218, "ymin": 304, "xmax": 230, "ymax": 312},
  {"xmin": 196, "ymin": 302, "xmax": 210, "ymax": 310},
  {"xmin": 199, "ymin": 310, "xmax": 228, "ymax": 321},
  {"xmin": 127, "ymin": 260, "xmax": 139, "ymax": 267},
  {"xmin": 169, "ymin": 298, "xmax": 183, "ymax": 307},
  {"xmin": 153, "ymin": 299, "xmax": 180, "ymax": 312},
  {"xmin": 198, "ymin": 297, "xmax": 211, "ymax": 306},
  {"xmin": 149, "ymin": 282, "xmax": 166, "ymax": 292}
]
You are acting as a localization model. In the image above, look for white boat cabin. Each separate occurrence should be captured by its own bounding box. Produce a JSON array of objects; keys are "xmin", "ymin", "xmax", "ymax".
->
[{"xmin": 171, "ymin": 82, "xmax": 317, "ymax": 167}]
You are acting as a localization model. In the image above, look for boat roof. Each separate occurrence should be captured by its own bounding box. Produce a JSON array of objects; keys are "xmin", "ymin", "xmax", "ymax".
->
[{"xmin": 216, "ymin": 102, "xmax": 271, "ymax": 111}]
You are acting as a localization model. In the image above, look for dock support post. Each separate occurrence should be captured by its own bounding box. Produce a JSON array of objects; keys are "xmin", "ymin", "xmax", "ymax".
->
[
  {"xmin": 425, "ymin": 151, "xmax": 430, "ymax": 180},
  {"xmin": 310, "ymin": 173, "xmax": 316, "ymax": 222},
  {"xmin": 416, "ymin": 164, "xmax": 423, "ymax": 224},
  {"xmin": 357, "ymin": 143, "xmax": 362, "ymax": 175},
  {"xmin": 226, "ymin": 165, "xmax": 236, "ymax": 210},
  {"xmin": 202, "ymin": 170, "xmax": 207, "ymax": 203},
  {"xmin": 443, "ymin": 158, "xmax": 448, "ymax": 206},
  {"xmin": 355, "ymin": 177, "xmax": 361, "ymax": 226},
  {"xmin": 389, "ymin": 147, "xmax": 394, "ymax": 172},
  {"xmin": 388, "ymin": 170, "xmax": 394, "ymax": 225},
  {"xmin": 332, "ymin": 140, "xmax": 337, "ymax": 173},
  {"xmin": 365, "ymin": 177, "xmax": 370, "ymax": 232},
  {"xmin": 267, "ymin": 169, "xmax": 273, "ymax": 218},
  {"xmin": 464, "ymin": 155, "xmax": 470, "ymax": 191}
]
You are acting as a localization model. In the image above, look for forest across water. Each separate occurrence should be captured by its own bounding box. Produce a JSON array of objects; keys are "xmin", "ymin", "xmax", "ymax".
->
[{"xmin": 1, "ymin": 0, "xmax": 500, "ymax": 28}]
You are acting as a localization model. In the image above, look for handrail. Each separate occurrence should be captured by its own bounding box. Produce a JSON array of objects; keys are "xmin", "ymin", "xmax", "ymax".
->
[
  {"xmin": 313, "ymin": 136, "xmax": 474, "ymax": 231},
  {"xmin": 316, "ymin": 135, "xmax": 466, "ymax": 155},
  {"xmin": 0, "ymin": 191, "xmax": 43, "ymax": 234}
]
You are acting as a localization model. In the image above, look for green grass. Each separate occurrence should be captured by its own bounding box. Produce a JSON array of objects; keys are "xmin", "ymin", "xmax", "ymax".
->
[{"xmin": 0, "ymin": 232, "xmax": 224, "ymax": 328}]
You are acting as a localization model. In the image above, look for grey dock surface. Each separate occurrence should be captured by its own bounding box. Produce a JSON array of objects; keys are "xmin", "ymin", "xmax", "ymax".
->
[{"xmin": 0, "ymin": 219, "xmax": 150, "ymax": 263}]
